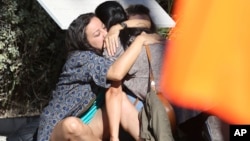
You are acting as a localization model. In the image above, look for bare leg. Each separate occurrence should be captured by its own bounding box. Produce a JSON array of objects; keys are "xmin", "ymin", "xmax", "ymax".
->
[
  {"xmin": 105, "ymin": 81, "xmax": 123, "ymax": 141},
  {"xmin": 120, "ymin": 92, "xmax": 142, "ymax": 141},
  {"xmin": 50, "ymin": 107, "xmax": 109, "ymax": 141},
  {"xmin": 50, "ymin": 91, "xmax": 141, "ymax": 141},
  {"xmin": 50, "ymin": 117, "xmax": 99, "ymax": 141}
]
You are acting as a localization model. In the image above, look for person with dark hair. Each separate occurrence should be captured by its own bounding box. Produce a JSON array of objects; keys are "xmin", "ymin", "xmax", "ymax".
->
[
  {"xmin": 95, "ymin": 2, "xmax": 164, "ymax": 141},
  {"xmin": 95, "ymin": 1, "xmax": 127, "ymax": 31},
  {"xmin": 126, "ymin": 5, "xmax": 219, "ymax": 141},
  {"xmin": 126, "ymin": 4, "xmax": 157, "ymax": 32},
  {"xmin": 95, "ymin": 1, "xmax": 175, "ymax": 141},
  {"xmin": 37, "ymin": 12, "xmax": 161, "ymax": 141},
  {"xmin": 96, "ymin": 1, "xmax": 151, "ymax": 56}
]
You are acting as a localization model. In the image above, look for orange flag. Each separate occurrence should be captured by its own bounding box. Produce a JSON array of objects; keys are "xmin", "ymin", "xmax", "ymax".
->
[{"xmin": 160, "ymin": 0, "xmax": 250, "ymax": 124}]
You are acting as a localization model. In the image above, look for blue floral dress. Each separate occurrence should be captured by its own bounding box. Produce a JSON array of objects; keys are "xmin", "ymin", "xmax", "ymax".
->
[{"xmin": 37, "ymin": 51, "xmax": 113, "ymax": 141}]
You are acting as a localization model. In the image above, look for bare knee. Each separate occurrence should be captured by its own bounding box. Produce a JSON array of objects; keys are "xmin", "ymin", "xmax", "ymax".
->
[
  {"xmin": 51, "ymin": 117, "xmax": 99, "ymax": 141},
  {"xmin": 62, "ymin": 117, "xmax": 90, "ymax": 136}
]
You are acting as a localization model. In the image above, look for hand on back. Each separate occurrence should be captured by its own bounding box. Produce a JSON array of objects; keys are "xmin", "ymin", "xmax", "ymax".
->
[{"xmin": 138, "ymin": 32, "xmax": 163, "ymax": 46}]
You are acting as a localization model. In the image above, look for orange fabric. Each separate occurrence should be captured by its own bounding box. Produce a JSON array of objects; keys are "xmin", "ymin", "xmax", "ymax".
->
[{"xmin": 160, "ymin": 0, "xmax": 250, "ymax": 124}]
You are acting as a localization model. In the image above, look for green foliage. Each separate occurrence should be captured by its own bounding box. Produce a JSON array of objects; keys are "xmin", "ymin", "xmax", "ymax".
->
[
  {"xmin": 155, "ymin": 0, "xmax": 174, "ymax": 38},
  {"xmin": 0, "ymin": 0, "xmax": 22, "ymax": 107},
  {"xmin": 155, "ymin": 0, "xmax": 174, "ymax": 14},
  {"xmin": 0, "ymin": 0, "xmax": 65, "ymax": 116},
  {"xmin": 157, "ymin": 27, "xmax": 171, "ymax": 38}
]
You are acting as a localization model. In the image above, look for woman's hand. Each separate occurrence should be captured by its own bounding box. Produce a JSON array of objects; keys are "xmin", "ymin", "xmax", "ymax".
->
[
  {"xmin": 105, "ymin": 19, "xmax": 152, "ymax": 56},
  {"xmin": 139, "ymin": 32, "xmax": 163, "ymax": 46},
  {"xmin": 105, "ymin": 24, "xmax": 121, "ymax": 56}
]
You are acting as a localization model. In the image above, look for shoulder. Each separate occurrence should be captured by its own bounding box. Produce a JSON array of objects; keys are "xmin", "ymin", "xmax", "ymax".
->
[
  {"xmin": 149, "ymin": 40, "xmax": 166, "ymax": 52},
  {"xmin": 67, "ymin": 51, "xmax": 102, "ymax": 62},
  {"xmin": 68, "ymin": 51, "xmax": 94, "ymax": 59},
  {"xmin": 64, "ymin": 51, "xmax": 94, "ymax": 68},
  {"xmin": 114, "ymin": 41, "xmax": 125, "ymax": 57},
  {"xmin": 103, "ymin": 41, "xmax": 124, "ymax": 61}
]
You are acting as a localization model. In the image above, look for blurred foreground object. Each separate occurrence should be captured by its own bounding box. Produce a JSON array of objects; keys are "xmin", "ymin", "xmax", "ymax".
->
[{"xmin": 160, "ymin": 0, "xmax": 250, "ymax": 124}]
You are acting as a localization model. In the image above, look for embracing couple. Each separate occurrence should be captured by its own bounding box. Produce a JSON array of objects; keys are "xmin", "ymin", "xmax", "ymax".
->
[{"xmin": 37, "ymin": 1, "xmax": 174, "ymax": 141}]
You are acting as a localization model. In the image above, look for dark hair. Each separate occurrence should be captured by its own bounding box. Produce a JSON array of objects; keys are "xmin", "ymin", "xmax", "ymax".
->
[
  {"xmin": 65, "ymin": 13, "xmax": 102, "ymax": 55},
  {"xmin": 119, "ymin": 28, "xmax": 153, "ymax": 50},
  {"xmin": 126, "ymin": 4, "xmax": 156, "ymax": 32},
  {"xmin": 95, "ymin": 1, "xmax": 127, "ymax": 30}
]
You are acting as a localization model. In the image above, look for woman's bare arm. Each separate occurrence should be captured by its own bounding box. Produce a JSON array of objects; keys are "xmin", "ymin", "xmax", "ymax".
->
[
  {"xmin": 106, "ymin": 32, "xmax": 162, "ymax": 81},
  {"xmin": 105, "ymin": 19, "xmax": 151, "ymax": 55}
]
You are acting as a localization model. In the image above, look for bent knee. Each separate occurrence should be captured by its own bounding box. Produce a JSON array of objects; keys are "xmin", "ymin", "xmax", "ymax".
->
[
  {"xmin": 61, "ymin": 117, "xmax": 83, "ymax": 134},
  {"xmin": 61, "ymin": 116, "xmax": 94, "ymax": 137},
  {"xmin": 51, "ymin": 117, "xmax": 94, "ymax": 140}
]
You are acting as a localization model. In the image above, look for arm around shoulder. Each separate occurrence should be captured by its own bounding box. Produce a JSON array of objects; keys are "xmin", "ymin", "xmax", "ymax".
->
[{"xmin": 107, "ymin": 32, "xmax": 161, "ymax": 81}]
